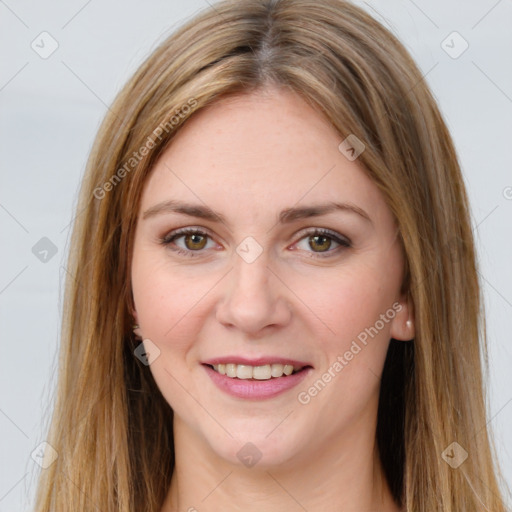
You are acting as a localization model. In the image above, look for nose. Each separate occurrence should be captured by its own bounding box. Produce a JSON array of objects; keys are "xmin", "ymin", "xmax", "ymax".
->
[{"xmin": 215, "ymin": 250, "xmax": 292, "ymax": 336}]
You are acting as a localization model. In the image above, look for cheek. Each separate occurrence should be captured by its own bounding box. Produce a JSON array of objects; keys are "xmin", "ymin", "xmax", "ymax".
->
[
  {"xmin": 130, "ymin": 253, "xmax": 215, "ymax": 412},
  {"xmin": 131, "ymin": 251, "xmax": 219, "ymax": 354},
  {"xmin": 296, "ymin": 257, "xmax": 401, "ymax": 397},
  {"xmin": 332, "ymin": 283, "xmax": 393, "ymax": 342},
  {"xmin": 298, "ymin": 261, "xmax": 398, "ymax": 343},
  {"xmin": 293, "ymin": 270, "xmax": 396, "ymax": 421}
]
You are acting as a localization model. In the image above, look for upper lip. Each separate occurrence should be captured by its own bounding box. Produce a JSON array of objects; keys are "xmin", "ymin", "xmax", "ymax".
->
[{"xmin": 202, "ymin": 356, "xmax": 313, "ymax": 369}]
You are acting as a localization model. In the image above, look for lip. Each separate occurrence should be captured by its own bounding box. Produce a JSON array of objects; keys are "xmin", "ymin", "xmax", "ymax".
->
[
  {"xmin": 202, "ymin": 363, "xmax": 313, "ymax": 400},
  {"xmin": 202, "ymin": 356, "xmax": 313, "ymax": 368}
]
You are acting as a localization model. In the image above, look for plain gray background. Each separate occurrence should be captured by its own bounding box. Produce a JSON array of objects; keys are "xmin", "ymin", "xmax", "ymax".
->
[{"xmin": 1, "ymin": 0, "xmax": 511, "ymax": 510}]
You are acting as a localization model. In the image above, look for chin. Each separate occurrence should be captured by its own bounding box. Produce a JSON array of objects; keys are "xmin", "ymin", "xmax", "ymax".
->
[{"xmin": 204, "ymin": 419, "xmax": 306, "ymax": 469}]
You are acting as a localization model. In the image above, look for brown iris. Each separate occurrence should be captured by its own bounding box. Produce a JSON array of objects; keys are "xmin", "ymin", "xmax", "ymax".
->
[
  {"xmin": 184, "ymin": 233, "xmax": 207, "ymax": 250},
  {"xmin": 309, "ymin": 234, "xmax": 332, "ymax": 252}
]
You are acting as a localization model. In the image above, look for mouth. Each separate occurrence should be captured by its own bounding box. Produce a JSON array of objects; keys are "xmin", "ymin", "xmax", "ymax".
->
[
  {"xmin": 204, "ymin": 362, "xmax": 311, "ymax": 380},
  {"xmin": 202, "ymin": 362, "xmax": 313, "ymax": 400}
]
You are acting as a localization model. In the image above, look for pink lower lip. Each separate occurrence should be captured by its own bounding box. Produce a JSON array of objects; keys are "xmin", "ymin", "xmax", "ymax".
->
[{"xmin": 203, "ymin": 364, "xmax": 312, "ymax": 400}]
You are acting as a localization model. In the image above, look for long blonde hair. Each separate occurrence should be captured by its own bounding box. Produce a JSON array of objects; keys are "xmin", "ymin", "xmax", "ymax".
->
[{"xmin": 34, "ymin": 0, "xmax": 509, "ymax": 510}]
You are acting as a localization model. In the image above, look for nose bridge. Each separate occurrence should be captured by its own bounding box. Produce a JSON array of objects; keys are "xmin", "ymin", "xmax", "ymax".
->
[
  {"xmin": 231, "ymin": 234, "xmax": 271, "ymax": 293},
  {"xmin": 233, "ymin": 247, "xmax": 270, "ymax": 293}
]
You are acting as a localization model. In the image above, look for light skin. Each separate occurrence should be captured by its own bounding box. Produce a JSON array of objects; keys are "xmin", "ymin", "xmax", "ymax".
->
[{"xmin": 130, "ymin": 86, "xmax": 414, "ymax": 512}]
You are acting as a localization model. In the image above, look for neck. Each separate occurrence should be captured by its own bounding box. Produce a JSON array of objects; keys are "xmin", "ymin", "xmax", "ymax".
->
[{"xmin": 161, "ymin": 415, "xmax": 401, "ymax": 512}]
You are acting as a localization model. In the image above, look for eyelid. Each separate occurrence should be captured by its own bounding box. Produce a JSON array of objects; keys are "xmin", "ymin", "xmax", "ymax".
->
[
  {"xmin": 292, "ymin": 227, "xmax": 352, "ymax": 246},
  {"xmin": 161, "ymin": 226, "xmax": 216, "ymax": 244}
]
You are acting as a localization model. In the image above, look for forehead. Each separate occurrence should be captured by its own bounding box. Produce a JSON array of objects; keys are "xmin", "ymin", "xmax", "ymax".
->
[{"xmin": 138, "ymin": 88, "xmax": 389, "ymax": 226}]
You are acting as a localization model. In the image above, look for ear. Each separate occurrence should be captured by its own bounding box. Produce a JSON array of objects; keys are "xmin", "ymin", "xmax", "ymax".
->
[
  {"xmin": 389, "ymin": 295, "xmax": 415, "ymax": 341},
  {"xmin": 128, "ymin": 290, "xmax": 139, "ymax": 324},
  {"xmin": 128, "ymin": 300, "xmax": 138, "ymax": 322},
  {"xmin": 129, "ymin": 304, "xmax": 142, "ymax": 338}
]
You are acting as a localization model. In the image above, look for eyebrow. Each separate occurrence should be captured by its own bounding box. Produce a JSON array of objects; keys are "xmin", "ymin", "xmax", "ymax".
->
[{"xmin": 142, "ymin": 199, "xmax": 372, "ymax": 225}]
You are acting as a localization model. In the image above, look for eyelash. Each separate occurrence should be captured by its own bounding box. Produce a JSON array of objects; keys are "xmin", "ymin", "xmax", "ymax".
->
[{"xmin": 159, "ymin": 227, "xmax": 351, "ymax": 259}]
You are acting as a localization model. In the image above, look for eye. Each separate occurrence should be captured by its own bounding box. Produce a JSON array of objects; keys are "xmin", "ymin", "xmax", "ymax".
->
[
  {"xmin": 160, "ymin": 227, "xmax": 351, "ymax": 259},
  {"xmin": 292, "ymin": 228, "xmax": 351, "ymax": 257},
  {"xmin": 160, "ymin": 227, "xmax": 217, "ymax": 257}
]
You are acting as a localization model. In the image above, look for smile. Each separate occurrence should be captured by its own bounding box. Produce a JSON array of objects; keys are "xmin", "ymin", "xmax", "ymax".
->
[
  {"xmin": 203, "ymin": 363, "xmax": 313, "ymax": 400},
  {"xmin": 209, "ymin": 363, "xmax": 304, "ymax": 380}
]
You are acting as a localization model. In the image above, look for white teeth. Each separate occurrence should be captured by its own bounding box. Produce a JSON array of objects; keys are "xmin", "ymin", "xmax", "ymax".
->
[
  {"xmin": 236, "ymin": 365, "xmax": 253, "ymax": 379},
  {"xmin": 225, "ymin": 363, "xmax": 237, "ymax": 377},
  {"xmin": 211, "ymin": 363, "xmax": 300, "ymax": 380},
  {"xmin": 270, "ymin": 363, "xmax": 284, "ymax": 377},
  {"xmin": 253, "ymin": 365, "xmax": 272, "ymax": 380}
]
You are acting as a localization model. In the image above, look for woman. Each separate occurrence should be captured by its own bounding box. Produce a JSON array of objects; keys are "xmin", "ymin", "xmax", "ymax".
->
[{"xmin": 33, "ymin": 0, "xmax": 509, "ymax": 510}]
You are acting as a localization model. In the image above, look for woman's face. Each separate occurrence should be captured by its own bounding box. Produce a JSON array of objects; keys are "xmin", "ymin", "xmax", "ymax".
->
[{"xmin": 131, "ymin": 87, "xmax": 413, "ymax": 468}]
